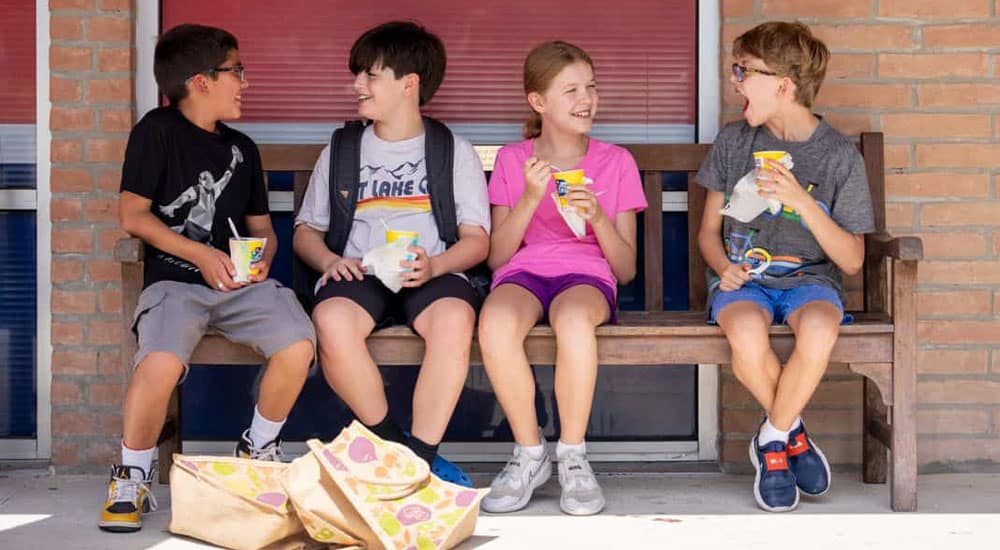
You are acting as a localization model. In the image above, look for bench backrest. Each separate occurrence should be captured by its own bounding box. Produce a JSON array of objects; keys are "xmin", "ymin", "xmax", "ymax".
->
[{"xmin": 260, "ymin": 133, "xmax": 885, "ymax": 313}]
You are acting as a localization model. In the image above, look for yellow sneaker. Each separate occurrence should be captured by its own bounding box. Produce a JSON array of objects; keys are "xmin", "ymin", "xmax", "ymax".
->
[{"xmin": 97, "ymin": 465, "xmax": 158, "ymax": 532}]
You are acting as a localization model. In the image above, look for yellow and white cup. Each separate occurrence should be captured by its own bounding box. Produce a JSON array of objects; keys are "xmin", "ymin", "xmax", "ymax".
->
[
  {"xmin": 752, "ymin": 150, "xmax": 790, "ymax": 182},
  {"xmin": 229, "ymin": 237, "xmax": 266, "ymax": 283},
  {"xmin": 386, "ymin": 230, "xmax": 419, "ymax": 269},
  {"xmin": 553, "ymin": 169, "xmax": 587, "ymax": 209}
]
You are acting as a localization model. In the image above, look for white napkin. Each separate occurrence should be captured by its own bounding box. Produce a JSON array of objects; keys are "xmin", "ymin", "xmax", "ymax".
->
[{"xmin": 361, "ymin": 239, "xmax": 415, "ymax": 293}]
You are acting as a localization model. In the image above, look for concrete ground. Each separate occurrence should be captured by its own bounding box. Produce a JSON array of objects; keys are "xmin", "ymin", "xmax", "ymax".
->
[{"xmin": 2, "ymin": 469, "xmax": 999, "ymax": 549}]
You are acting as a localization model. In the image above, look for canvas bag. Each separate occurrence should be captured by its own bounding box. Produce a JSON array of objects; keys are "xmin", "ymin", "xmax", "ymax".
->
[
  {"xmin": 282, "ymin": 421, "xmax": 488, "ymax": 550},
  {"xmin": 168, "ymin": 454, "xmax": 313, "ymax": 550}
]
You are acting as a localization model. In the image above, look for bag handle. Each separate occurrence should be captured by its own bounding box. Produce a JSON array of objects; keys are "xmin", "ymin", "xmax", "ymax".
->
[{"xmin": 307, "ymin": 429, "xmax": 430, "ymax": 494}]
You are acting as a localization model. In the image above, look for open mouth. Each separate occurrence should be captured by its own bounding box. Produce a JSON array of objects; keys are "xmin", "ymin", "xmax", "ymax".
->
[
  {"xmin": 571, "ymin": 109, "xmax": 592, "ymax": 119},
  {"xmin": 358, "ymin": 94, "xmax": 373, "ymax": 103}
]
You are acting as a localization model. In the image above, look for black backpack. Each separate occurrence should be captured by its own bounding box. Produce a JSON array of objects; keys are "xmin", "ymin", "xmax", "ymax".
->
[{"xmin": 294, "ymin": 116, "xmax": 491, "ymax": 309}]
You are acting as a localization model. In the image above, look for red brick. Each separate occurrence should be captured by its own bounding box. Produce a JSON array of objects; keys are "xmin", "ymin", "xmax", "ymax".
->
[
  {"xmin": 99, "ymin": 289, "xmax": 122, "ymax": 314},
  {"xmin": 97, "ymin": 47, "xmax": 131, "ymax": 72},
  {"xmin": 762, "ymin": 0, "xmax": 872, "ymax": 18},
  {"xmin": 919, "ymin": 379, "xmax": 1000, "ymax": 404},
  {"xmin": 51, "ymin": 228, "xmax": 92, "ymax": 253},
  {"xmin": 53, "ymin": 350, "xmax": 97, "ymax": 375},
  {"xmin": 826, "ymin": 53, "xmax": 874, "ymax": 79},
  {"xmin": 817, "ymin": 84, "xmax": 911, "ymax": 109},
  {"xmin": 53, "ymin": 411, "xmax": 98, "ymax": 436},
  {"xmin": 722, "ymin": 0, "xmax": 753, "ymax": 17},
  {"xmin": 100, "ymin": 228, "xmax": 128, "ymax": 252},
  {"xmin": 51, "ymin": 15, "xmax": 83, "ymax": 40},
  {"xmin": 923, "ymin": 24, "xmax": 1000, "ymax": 48},
  {"xmin": 918, "ymin": 349, "xmax": 988, "ymax": 375},
  {"xmin": 919, "ymin": 320, "xmax": 1000, "ymax": 344},
  {"xmin": 879, "ymin": 0, "xmax": 990, "ymax": 18},
  {"xmin": 886, "ymin": 202, "xmax": 914, "ymax": 228},
  {"xmin": 809, "ymin": 379, "xmax": 862, "ymax": 406},
  {"xmin": 887, "ymin": 173, "xmax": 989, "ymax": 199},
  {"xmin": 920, "ymin": 261, "xmax": 1000, "ymax": 285},
  {"xmin": 86, "ymin": 438, "xmax": 120, "ymax": 464},
  {"xmin": 884, "ymin": 145, "xmax": 911, "ymax": 171},
  {"xmin": 87, "ymin": 78, "xmax": 131, "ymax": 103},
  {"xmin": 98, "ymin": 0, "xmax": 130, "ymax": 9},
  {"xmin": 921, "ymin": 202, "xmax": 1000, "ymax": 226},
  {"xmin": 97, "ymin": 170, "xmax": 122, "ymax": 192},
  {"xmin": 52, "ymin": 289, "xmax": 96, "ymax": 314},
  {"xmin": 98, "ymin": 350, "xmax": 124, "ymax": 376},
  {"xmin": 87, "ymin": 16, "xmax": 131, "ymax": 42},
  {"xmin": 919, "ymin": 289, "xmax": 991, "ymax": 316},
  {"xmin": 50, "ymin": 46, "xmax": 91, "ymax": 71},
  {"xmin": 86, "ymin": 138, "xmax": 127, "ymax": 163},
  {"xmin": 914, "ymin": 232, "xmax": 987, "ymax": 259},
  {"xmin": 52, "ymin": 440, "xmax": 81, "ymax": 467},
  {"xmin": 87, "ymin": 259, "xmax": 119, "ymax": 282},
  {"xmin": 52, "ymin": 259, "xmax": 84, "ymax": 283},
  {"xmin": 86, "ymin": 197, "xmax": 118, "ymax": 222},
  {"xmin": 51, "ymin": 168, "xmax": 92, "ymax": 192},
  {"xmin": 100, "ymin": 109, "xmax": 132, "ymax": 132},
  {"xmin": 88, "ymin": 382, "xmax": 122, "ymax": 406},
  {"xmin": 917, "ymin": 144, "xmax": 1000, "ymax": 169},
  {"xmin": 918, "ymin": 84, "xmax": 1000, "ymax": 108},
  {"xmin": 50, "ymin": 77, "xmax": 82, "ymax": 102},
  {"xmin": 51, "ymin": 107, "xmax": 94, "ymax": 132},
  {"xmin": 812, "ymin": 24, "xmax": 914, "ymax": 50},
  {"xmin": 994, "ymin": 233, "xmax": 1000, "ymax": 256},
  {"xmin": 51, "ymin": 198, "xmax": 83, "ymax": 222},
  {"xmin": 822, "ymin": 113, "xmax": 874, "ymax": 136},
  {"xmin": 918, "ymin": 409, "xmax": 990, "ymax": 435},
  {"xmin": 920, "ymin": 438, "xmax": 1000, "ymax": 465},
  {"xmin": 878, "ymin": 53, "xmax": 988, "ymax": 79},
  {"xmin": 87, "ymin": 319, "xmax": 120, "ymax": 345},
  {"xmin": 51, "ymin": 380, "xmax": 83, "ymax": 405},
  {"xmin": 52, "ymin": 321, "xmax": 84, "ymax": 345},
  {"xmin": 882, "ymin": 114, "xmax": 990, "ymax": 139},
  {"xmin": 51, "ymin": 140, "xmax": 82, "ymax": 162},
  {"xmin": 51, "ymin": 0, "xmax": 92, "ymax": 9}
]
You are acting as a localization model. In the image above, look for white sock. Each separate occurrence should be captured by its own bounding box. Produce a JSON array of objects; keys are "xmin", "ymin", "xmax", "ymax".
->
[
  {"xmin": 556, "ymin": 440, "xmax": 586, "ymax": 459},
  {"xmin": 758, "ymin": 418, "xmax": 790, "ymax": 446},
  {"xmin": 790, "ymin": 416, "xmax": 803, "ymax": 431},
  {"xmin": 519, "ymin": 443, "xmax": 546, "ymax": 460},
  {"xmin": 248, "ymin": 405, "xmax": 285, "ymax": 449},
  {"xmin": 121, "ymin": 442, "xmax": 155, "ymax": 479}
]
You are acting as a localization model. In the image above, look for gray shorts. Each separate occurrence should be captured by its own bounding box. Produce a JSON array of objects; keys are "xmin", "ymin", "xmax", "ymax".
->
[{"xmin": 131, "ymin": 279, "xmax": 316, "ymax": 382}]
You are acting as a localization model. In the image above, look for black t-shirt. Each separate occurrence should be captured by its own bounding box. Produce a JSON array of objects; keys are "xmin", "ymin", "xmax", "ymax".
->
[{"xmin": 120, "ymin": 106, "xmax": 268, "ymax": 289}]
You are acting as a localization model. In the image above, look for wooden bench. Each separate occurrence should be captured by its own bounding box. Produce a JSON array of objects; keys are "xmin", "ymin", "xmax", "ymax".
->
[{"xmin": 115, "ymin": 132, "xmax": 921, "ymax": 511}]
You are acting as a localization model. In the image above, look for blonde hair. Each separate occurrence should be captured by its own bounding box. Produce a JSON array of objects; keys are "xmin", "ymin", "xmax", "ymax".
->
[
  {"xmin": 522, "ymin": 41, "xmax": 594, "ymax": 139},
  {"xmin": 733, "ymin": 21, "xmax": 830, "ymax": 108}
]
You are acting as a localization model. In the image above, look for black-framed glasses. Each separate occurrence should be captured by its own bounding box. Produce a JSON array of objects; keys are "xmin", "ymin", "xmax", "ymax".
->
[
  {"xmin": 185, "ymin": 64, "xmax": 246, "ymax": 85},
  {"xmin": 731, "ymin": 63, "xmax": 777, "ymax": 83}
]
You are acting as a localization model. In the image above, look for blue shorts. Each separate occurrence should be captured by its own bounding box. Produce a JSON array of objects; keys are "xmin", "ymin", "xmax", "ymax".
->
[{"xmin": 708, "ymin": 283, "xmax": 851, "ymax": 325}]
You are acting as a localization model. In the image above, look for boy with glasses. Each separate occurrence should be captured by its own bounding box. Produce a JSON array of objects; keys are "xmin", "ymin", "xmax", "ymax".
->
[
  {"xmin": 99, "ymin": 24, "xmax": 315, "ymax": 532},
  {"xmin": 696, "ymin": 21, "xmax": 875, "ymax": 512}
]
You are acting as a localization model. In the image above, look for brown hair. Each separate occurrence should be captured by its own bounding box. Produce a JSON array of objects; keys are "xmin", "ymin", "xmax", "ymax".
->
[
  {"xmin": 732, "ymin": 21, "xmax": 830, "ymax": 108},
  {"xmin": 522, "ymin": 41, "xmax": 594, "ymax": 139}
]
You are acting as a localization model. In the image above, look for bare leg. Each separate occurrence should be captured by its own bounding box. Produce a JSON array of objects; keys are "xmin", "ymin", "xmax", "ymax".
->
[
  {"xmin": 312, "ymin": 298, "xmax": 384, "ymax": 424},
  {"xmin": 122, "ymin": 352, "xmax": 185, "ymax": 449}
]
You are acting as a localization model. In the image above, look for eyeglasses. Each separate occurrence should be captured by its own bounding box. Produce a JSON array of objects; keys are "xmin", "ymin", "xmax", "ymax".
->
[
  {"xmin": 185, "ymin": 64, "xmax": 246, "ymax": 85},
  {"xmin": 731, "ymin": 63, "xmax": 777, "ymax": 83}
]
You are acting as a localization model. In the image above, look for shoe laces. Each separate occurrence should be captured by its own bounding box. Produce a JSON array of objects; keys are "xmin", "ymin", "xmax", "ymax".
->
[
  {"xmin": 495, "ymin": 448, "xmax": 529, "ymax": 488},
  {"xmin": 111, "ymin": 468, "xmax": 158, "ymax": 512},
  {"xmin": 249, "ymin": 441, "xmax": 285, "ymax": 462},
  {"xmin": 560, "ymin": 454, "xmax": 597, "ymax": 492}
]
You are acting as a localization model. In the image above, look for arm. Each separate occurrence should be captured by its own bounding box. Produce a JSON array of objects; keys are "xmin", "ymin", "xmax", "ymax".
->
[
  {"xmin": 587, "ymin": 205, "xmax": 638, "ymax": 284},
  {"xmin": 292, "ymin": 223, "xmax": 365, "ymax": 284},
  {"xmin": 697, "ymin": 190, "xmax": 751, "ymax": 291},
  {"xmin": 487, "ymin": 157, "xmax": 551, "ymax": 270},
  {"xmin": 402, "ymin": 224, "xmax": 489, "ymax": 288},
  {"xmin": 119, "ymin": 190, "xmax": 241, "ymax": 290},
  {"xmin": 244, "ymin": 214, "xmax": 278, "ymax": 282}
]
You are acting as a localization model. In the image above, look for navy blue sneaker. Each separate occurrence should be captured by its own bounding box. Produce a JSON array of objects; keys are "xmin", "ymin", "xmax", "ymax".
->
[
  {"xmin": 786, "ymin": 422, "xmax": 830, "ymax": 496},
  {"xmin": 749, "ymin": 437, "xmax": 799, "ymax": 512}
]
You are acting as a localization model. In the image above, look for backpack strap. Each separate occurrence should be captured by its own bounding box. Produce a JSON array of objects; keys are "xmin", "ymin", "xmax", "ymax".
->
[
  {"xmin": 325, "ymin": 120, "xmax": 366, "ymax": 256},
  {"xmin": 422, "ymin": 116, "xmax": 457, "ymax": 246}
]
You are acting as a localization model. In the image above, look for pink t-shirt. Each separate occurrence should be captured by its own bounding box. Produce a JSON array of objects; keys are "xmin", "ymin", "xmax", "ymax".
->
[{"xmin": 488, "ymin": 138, "xmax": 647, "ymax": 290}]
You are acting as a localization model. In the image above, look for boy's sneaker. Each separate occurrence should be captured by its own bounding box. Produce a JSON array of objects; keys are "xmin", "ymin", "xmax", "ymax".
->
[
  {"xmin": 235, "ymin": 429, "xmax": 285, "ymax": 462},
  {"xmin": 481, "ymin": 440, "xmax": 552, "ymax": 513},
  {"xmin": 97, "ymin": 464, "xmax": 158, "ymax": 532},
  {"xmin": 749, "ymin": 437, "xmax": 799, "ymax": 512},
  {"xmin": 557, "ymin": 449, "xmax": 605, "ymax": 516},
  {"xmin": 787, "ymin": 421, "xmax": 831, "ymax": 496}
]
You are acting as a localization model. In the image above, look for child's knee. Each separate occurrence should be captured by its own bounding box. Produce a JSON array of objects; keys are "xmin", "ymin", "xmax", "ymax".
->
[
  {"xmin": 419, "ymin": 300, "xmax": 475, "ymax": 341},
  {"xmin": 132, "ymin": 352, "xmax": 185, "ymax": 389},
  {"xmin": 272, "ymin": 338, "xmax": 314, "ymax": 367}
]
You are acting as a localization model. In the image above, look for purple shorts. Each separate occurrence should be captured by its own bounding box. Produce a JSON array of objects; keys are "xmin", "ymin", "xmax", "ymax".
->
[{"xmin": 493, "ymin": 271, "xmax": 618, "ymax": 324}]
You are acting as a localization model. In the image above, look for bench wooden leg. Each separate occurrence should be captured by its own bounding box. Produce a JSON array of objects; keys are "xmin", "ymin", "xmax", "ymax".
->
[
  {"xmin": 862, "ymin": 377, "xmax": 888, "ymax": 484},
  {"xmin": 890, "ymin": 259, "xmax": 918, "ymax": 512},
  {"xmin": 157, "ymin": 387, "xmax": 182, "ymax": 484}
]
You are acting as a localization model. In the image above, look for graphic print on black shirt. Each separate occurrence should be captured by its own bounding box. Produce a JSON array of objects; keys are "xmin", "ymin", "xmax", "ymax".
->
[{"xmin": 120, "ymin": 107, "xmax": 268, "ymax": 289}]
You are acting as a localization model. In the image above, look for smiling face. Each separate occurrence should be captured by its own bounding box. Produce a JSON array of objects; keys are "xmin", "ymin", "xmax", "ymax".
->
[
  {"xmin": 731, "ymin": 55, "xmax": 784, "ymax": 128},
  {"xmin": 352, "ymin": 62, "xmax": 416, "ymax": 122},
  {"xmin": 531, "ymin": 60, "xmax": 598, "ymax": 136},
  {"xmin": 193, "ymin": 49, "xmax": 248, "ymax": 121}
]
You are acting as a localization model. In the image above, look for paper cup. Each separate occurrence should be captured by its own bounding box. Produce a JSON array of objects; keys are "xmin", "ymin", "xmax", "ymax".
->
[
  {"xmin": 385, "ymin": 229, "xmax": 419, "ymax": 246},
  {"xmin": 229, "ymin": 237, "xmax": 266, "ymax": 283},
  {"xmin": 553, "ymin": 169, "xmax": 587, "ymax": 209},
  {"xmin": 752, "ymin": 151, "xmax": 789, "ymax": 181}
]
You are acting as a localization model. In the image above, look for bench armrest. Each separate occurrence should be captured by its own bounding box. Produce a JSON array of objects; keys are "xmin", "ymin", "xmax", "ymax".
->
[
  {"xmin": 866, "ymin": 232, "xmax": 923, "ymax": 262},
  {"xmin": 114, "ymin": 237, "xmax": 144, "ymax": 263}
]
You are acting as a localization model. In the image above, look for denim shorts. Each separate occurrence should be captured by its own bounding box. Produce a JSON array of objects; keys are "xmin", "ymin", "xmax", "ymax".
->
[{"xmin": 708, "ymin": 282, "xmax": 851, "ymax": 325}]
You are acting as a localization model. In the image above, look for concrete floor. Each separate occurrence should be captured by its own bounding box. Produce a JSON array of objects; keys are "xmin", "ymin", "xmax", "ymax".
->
[{"xmin": 2, "ymin": 470, "xmax": 999, "ymax": 549}]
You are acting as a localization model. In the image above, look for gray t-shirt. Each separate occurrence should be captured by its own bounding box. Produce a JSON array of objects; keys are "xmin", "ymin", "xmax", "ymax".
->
[
  {"xmin": 296, "ymin": 125, "xmax": 491, "ymax": 263},
  {"xmin": 695, "ymin": 119, "xmax": 875, "ymax": 303}
]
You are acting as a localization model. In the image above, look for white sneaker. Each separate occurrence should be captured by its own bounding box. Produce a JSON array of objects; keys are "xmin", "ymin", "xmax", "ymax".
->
[
  {"xmin": 557, "ymin": 448, "xmax": 604, "ymax": 516},
  {"xmin": 235, "ymin": 429, "xmax": 285, "ymax": 462},
  {"xmin": 481, "ymin": 439, "xmax": 552, "ymax": 513}
]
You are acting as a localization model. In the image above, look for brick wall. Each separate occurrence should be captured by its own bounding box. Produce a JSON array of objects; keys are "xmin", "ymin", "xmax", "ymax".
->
[
  {"xmin": 721, "ymin": 1, "xmax": 1000, "ymax": 470},
  {"xmin": 49, "ymin": 0, "xmax": 133, "ymax": 471}
]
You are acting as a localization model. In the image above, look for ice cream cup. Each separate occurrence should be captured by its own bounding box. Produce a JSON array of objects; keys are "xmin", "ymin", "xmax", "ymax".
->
[
  {"xmin": 553, "ymin": 169, "xmax": 587, "ymax": 209},
  {"xmin": 229, "ymin": 237, "xmax": 267, "ymax": 283},
  {"xmin": 385, "ymin": 229, "xmax": 419, "ymax": 246},
  {"xmin": 753, "ymin": 151, "xmax": 789, "ymax": 182}
]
